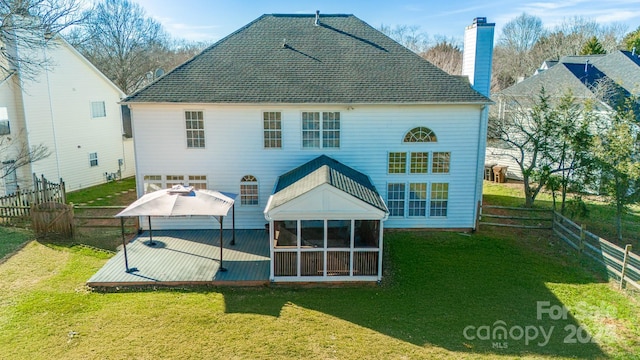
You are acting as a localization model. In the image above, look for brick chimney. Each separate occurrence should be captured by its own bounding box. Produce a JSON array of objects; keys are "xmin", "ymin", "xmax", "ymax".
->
[{"xmin": 462, "ymin": 17, "xmax": 495, "ymax": 97}]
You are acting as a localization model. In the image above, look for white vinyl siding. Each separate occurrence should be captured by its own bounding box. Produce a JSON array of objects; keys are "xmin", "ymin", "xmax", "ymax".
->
[{"xmin": 131, "ymin": 104, "xmax": 482, "ymax": 229}]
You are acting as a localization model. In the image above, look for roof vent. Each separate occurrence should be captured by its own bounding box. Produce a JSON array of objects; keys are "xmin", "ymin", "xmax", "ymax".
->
[
  {"xmin": 584, "ymin": 59, "xmax": 589, "ymax": 74},
  {"xmin": 315, "ymin": 10, "xmax": 320, "ymax": 26},
  {"xmin": 633, "ymin": 47, "xmax": 636, "ymax": 56}
]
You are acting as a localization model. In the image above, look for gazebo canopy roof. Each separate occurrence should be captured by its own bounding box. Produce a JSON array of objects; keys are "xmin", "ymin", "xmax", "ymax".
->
[{"xmin": 115, "ymin": 186, "xmax": 237, "ymax": 217}]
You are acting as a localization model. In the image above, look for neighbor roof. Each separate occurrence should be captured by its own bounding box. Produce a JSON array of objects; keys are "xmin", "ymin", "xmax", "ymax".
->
[
  {"xmin": 124, "ymin": 14, "xmax": 489, "ymax": 104},
  {"xmin": 267, "ymin": 155, "xmax": 388, "ymax": 212},
  {"xmin": 498, "ymin": 50, "xmax": 640, "ymax": 107}
]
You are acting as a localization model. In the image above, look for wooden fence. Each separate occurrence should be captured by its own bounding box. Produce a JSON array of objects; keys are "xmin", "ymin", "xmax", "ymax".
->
[
  {"xmin": 553, "ymin": 211, "xmax": 640, "ymax": 291},
  {"xmin": 31, "ymin": 202, "xmax": 74, "ymax": 238},
  {"xmin": 0, "ymin": 174, "xmax": 66, "ymax": 222},
  {"xmin": 479, "ymin": 205, "xmax": 554, "ymax": 229}
]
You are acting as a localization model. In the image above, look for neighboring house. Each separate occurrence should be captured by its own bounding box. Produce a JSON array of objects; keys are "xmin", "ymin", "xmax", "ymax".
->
[
  {"xmin": 487, "ymin": 50, "xmax": 640, "ymax": 179},
  {"xmin": 0, "ymin": 36, "xmax": 135, "ymax": 195},
  {"xmin": 123, "ymin": 13, "xmax": 494, "ymax": 282}
]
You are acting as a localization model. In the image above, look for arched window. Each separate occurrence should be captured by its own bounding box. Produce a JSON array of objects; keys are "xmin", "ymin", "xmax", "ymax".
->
[
  {"xmin": 240, "ymin": 175, "xmax": 258, "ymax": 205},
  {"xmin": 403, "ymin": 127, "xmax": 437, "ymax": 143}
]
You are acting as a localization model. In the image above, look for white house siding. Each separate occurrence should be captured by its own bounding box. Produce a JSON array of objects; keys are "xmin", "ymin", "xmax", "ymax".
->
[
  {"xmin": 485, "ymin": 146, "xmax": 524, "ymax": 180},
  {"xmin": 16, "ymin": 39, "xmax": 133, "ymax": 191},
  {"xmin": 130, "ymin": 103, "xmax": 484, "ymax": 230},
  {"xmin": 0, "ymin": 78, "xmax": 30, "ymax": 195}
]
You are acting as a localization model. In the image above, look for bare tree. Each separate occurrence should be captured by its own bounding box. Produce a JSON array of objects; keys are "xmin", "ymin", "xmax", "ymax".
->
[
  {"xmin": 492, "ymin": 13, "xmax": 545, "ymax": 92},
  {"xmin": 420, "ymin": 40, "xmax": 462, "ymax": 75},
  {"xmin": 379, "ymin": 24, "xmax": 430, "ymax": 53},
  {"xmin": 0, "ymin": 0, "xmax": 84, "ymax": 80},
  {"xmin": 499, "ymin": 13, "xmax": 545, "ymax": 53},
  {"xmin": 0, "ymin": 129, "xmax": 50, "ymax": 181},
  {"xmin": 488, "ymin": 89, "xmax": 592, "ymax": 207},
  {"xmin": 67, "ymin": 0, "xmax": 169, "ymax": 94}
]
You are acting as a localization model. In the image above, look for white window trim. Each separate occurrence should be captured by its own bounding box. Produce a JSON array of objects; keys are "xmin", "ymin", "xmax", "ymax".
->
[
  {"xmin": 386, "ymin": 181, "xmax": 449, "ymax": 218},
  {"xmin": 263, "ymin": 111, "xmax": 283, "ymax": 149},
  {"xmin": 185, "ymin": 110, "xmax": 206, "ymax": 149},
  {"xmin": 300, "ymin": 111, "xmax": 341, "ymax": 150}
]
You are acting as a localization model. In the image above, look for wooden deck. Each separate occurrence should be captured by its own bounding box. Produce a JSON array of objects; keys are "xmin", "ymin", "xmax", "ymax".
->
[{"xmin": 87, "ymin": 229, "xmax": 270, "ymax": 287}]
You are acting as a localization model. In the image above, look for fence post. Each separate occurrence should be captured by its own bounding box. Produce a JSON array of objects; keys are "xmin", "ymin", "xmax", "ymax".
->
[
  {"xmin": 620, "ymin": 244, "xmax": 632, "ymax": 290},
  {"xmin": 60, "ymin": 178, "xmax": 66, "ymax": 204},
  {"xmin": 579, "ymin": 224, "xmax": 586, "ymax": 254}
]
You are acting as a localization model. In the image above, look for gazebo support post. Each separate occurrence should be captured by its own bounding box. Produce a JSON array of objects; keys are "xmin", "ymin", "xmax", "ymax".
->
[
  {"xmin": 121, "ymin": 217, "xmax": 137, "ymax": 273},
  {"xmin": 231, "ymin": 204, "xmax": 236, "ymax": 245},
  {"xmin": 148, "ymin": 216, "xmax": 156, "ymax": 246},
  {"xmin": 219, "ymin": 216, "xmax": 227, "ymax": 272}
]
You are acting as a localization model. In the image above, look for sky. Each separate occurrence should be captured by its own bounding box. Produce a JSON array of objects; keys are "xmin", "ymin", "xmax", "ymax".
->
[{"xmin": 125, "ymin": 0, "xmax": 640, "ymax": 44}]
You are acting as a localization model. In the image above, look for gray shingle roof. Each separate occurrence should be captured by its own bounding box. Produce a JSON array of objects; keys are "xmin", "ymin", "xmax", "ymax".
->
[
  {"xmin": 268, "ymin": 155, "xmax": 388, "ymax": 212},
  {"xmin": 498, "ymin": 50, "xmax": 640, "ymax": 108},
  {"xmin": 124, "ymin": 14, "xmax": 489, "ymax": 104}
]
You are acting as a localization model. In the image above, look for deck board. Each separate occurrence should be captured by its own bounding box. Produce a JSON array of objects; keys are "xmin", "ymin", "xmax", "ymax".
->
[{"xmin": 87, "ymin": 229, "xmax": 270, "ymax": 287}]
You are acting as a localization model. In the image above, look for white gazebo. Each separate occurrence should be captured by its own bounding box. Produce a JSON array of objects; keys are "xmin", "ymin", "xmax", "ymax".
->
[
  {"xmin": 115, "ymin": 185, "xmax": 237, "ymax": 273},
  {"xmin": 264, "ymin": 156, "xmax": 388, "ymax": 282}
]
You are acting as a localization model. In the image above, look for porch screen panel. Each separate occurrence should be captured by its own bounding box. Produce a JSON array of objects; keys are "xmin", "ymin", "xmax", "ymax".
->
[
  {"xmin": 273, "ymin": 252, "xmax": 297, "ymax": 276},
  {"xmin": 353, "ymin": 252, "xmax": 379, "ymax": 276},
  {"xmin": 326, "ymin": 251, "xmax": 350, "ymax": 276},
  {"xmin": 300, "ymin": 251, "xmax": 323, "ymax": 276}
]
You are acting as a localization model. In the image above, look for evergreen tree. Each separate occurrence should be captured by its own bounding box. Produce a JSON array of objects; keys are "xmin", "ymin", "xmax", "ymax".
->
[{"xmin": 580, "ymin": 36, "xmax": 606, "ymax": 55}]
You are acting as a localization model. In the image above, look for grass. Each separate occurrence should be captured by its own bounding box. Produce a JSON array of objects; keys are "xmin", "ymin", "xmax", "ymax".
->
[
  {"xmin": 1, "ymin": 181, "xmax": 639, "ymax": 358},
  {"xmin": 0, "ymin": 227, "xmax": 32, "ymax": 259},
  {"xmin": 483, "ymin": 181, "xmax": 640, "ymax": 249},
  {"xmin": 0, "ymin": 228, "xmax": 639, "ymax": 358},
  {"xmin": 65, "ymin": 176, "xmax": 136, "ymax": 206}
]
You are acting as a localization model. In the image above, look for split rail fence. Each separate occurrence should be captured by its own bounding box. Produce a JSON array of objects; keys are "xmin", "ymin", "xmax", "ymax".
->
[
  {"xmin": 479, "ymin": 204, "xmax": 639, "ymax": 291},
  {"xmin": 553, "ymin": 211, "xmax": 639, "ymax": 291}
]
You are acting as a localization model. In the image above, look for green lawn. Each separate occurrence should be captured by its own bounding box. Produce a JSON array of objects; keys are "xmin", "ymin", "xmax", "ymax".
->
[
  {"xmin": 483, "ymin": 181, "xmax": 640, "ymax": 249},
  {"xmin": 0, "ymin": 228, "xmax": 638, "ymax": 359},
  {"xmin": 1, "ymin": 181, "xmax": 639, "ymax": 358},
  {"xmin": 65, "ymin": 176, "xmax": 136, "ymax": 206},
  {"xmin": 0, "ymin": 227, "xmax": 32, "ymax": 260}
]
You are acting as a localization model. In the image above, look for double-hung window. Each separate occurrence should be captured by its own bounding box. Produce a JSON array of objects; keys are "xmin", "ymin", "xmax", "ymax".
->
[
  {"xmin": 302, "ymin": 111, "xmax": 340, "ymax": 148},
  {"xmin": 263, "ymin": 112, "xmax": 282, "ymax": 148},
  {"xmin": 89, "ymin": 152, "xmax": 98, "ymax": 167},
  {"xmin": 387, "ymin": 183, "xmax": 405, "ymax": 217},
  {"xmin": 185, "ymin": 111, "xmax": 205, "ymax": 148},
  {"xmin": 430, "ymin": 183, "xmax": 449, "ymax": 216}
]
